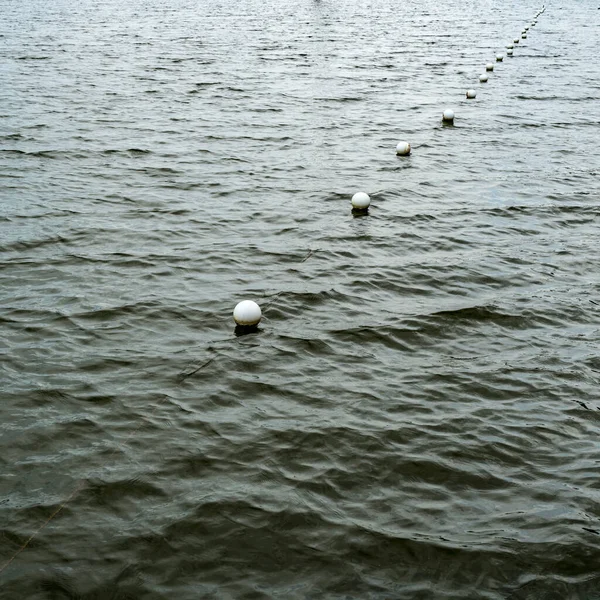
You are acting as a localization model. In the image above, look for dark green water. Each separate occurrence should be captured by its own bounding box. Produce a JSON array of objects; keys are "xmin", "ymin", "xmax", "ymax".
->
[{"xmin": 2, "ymin": 0, "xmax": 600, "ymax": 597}]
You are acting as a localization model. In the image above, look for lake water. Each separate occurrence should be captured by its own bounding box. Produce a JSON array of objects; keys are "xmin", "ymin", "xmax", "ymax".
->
[{"xmin": 1, "ymin": 0, "xmax": 600, "ymax": 597}]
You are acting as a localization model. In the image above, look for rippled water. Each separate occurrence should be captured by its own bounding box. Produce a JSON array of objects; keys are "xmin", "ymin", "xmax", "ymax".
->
[{"xmin": 2, "ymin": 0, "xmax": 600, "ymax": 597}]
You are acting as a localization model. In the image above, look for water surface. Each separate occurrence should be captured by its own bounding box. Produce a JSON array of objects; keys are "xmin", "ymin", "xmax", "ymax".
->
[{"xmin": 2, "ymin": 0, "xmax": 600, "ymax": 598}]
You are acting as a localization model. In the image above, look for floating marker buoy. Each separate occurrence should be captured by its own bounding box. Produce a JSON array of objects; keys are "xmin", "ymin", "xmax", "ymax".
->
[
  {"xmin": 351, "ymin": 192, "xmax": 370, "ymax": 210},
  {"xmin": 479, "ymin": 73, "xmax": 489, "ymax": 83},
  {"xmin": 514, "ymin": 38, "xmax": 520, "ymax": 43},
  {"xmin": 233, "ymin": 300, "xmax": 262, "ymax": 327},
  {"xmin": 466, "ymin": 89, "xmax": 476, "ymax": 99},
  {"xmin": 506, "ymin": 44, "xmax": 514, "ymax": 49},
  {"xmin": 486, "ymin": 63, "xmax": 494, "ymax": 71},
  {"xmin": 442, "ymin": 109, "xmax": 455, "ymax": 123},
  {"xmin": 496, "ymin": 53, "xmax": 504, "ymax": 61},
  {"xmin": 395, "ymin": 141, "xmax": 411, "ymax": 156},
  {"xmin": 507, "ymin": 48, "xmax": 514, "ymax": 56},
  {"xmin": 522, "ymin": 33, "xmax": 527, "ymax": 39}
]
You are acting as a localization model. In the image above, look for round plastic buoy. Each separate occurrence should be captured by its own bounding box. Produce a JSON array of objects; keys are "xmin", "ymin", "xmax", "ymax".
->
[
  {"xmin": 233, "ymin": 300, "xmax": 262, "ymax": 327},
  {"xmin": 522, "ymin": 33, "xmax": 527, "ymax": 39},
  {"xmin": 466, "ymin": 89, "xmax": 476, "ymax": 99},
  {"xmin": 507, "ymin": 49, "xmax": 514, "ymax": 56},
  {"xmin": 514, "ymin": 38, "xmax": 520, "ymax": 44},
  {"xmin": 479, "ymin": 73, "xmax": 489, "ymax": 83},
  {"xmin": 506, "ymin": 44, "xmax": 514, "ymax": 49},
  {"xmin": 351, "ymin": 192, "xmax": 371, "ymax": 210},
  {"xmin": 395, "ymin": 141, "xmax": 411, "ymax": 156},
  {"xmin": 442, "ymin": 109, "xmax": 455, "ymax": 123},
  {"xmin": 496, "ymin": 53, "xmax": 504, "ymax": 61},
  {"xmin": 486, "ymin": 63, "xmax": 494, "ymax": 71}
]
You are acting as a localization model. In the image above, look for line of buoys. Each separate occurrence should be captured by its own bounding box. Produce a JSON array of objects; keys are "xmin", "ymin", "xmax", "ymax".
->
[
  {"xmin": 472, "ymin": 4, "xmax": 544, "ymax": 94},
  {"xmin": 233, "ymin": 5, "xmax": 548, "ymax": 332}
]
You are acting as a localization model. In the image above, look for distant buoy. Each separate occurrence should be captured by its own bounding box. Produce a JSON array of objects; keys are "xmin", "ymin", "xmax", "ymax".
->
[
  {"xmin": 351, "ymin": 192, "xmax": 371, "ymax": 210},
  {"xmin": 506, "ymin": 44, "xmax": 514, "ymax": 49},
  {"xmin": 442, "ymin": 109, "xmax": 455, "ymax": 123},
  {"xmin": 522, "ymin": 33, "xmax": 527, "ymax": 39},
  {"xmin": 514, "ymin": 38, "xmax": 520, "ymax": 43},
  {"xmin": 486, "ymin": 63, "xmax": 494, "ymax": 71},
  {"xmin": 507, "ymin": 48, "xmax": 514, "ymax": 56},
  {"xmin": 466, "ymin": 89, "xmax": 476, "ymax": 99},
  {"xmin": 233, "ymin": 300, "xmax": 262, "ymax": 327},
  {"xmin": 479, "ymin": 73, "xmax": 489, "ymax": 83},
  {"xmin": 496, "ymin": 53, "xmax": 504, "ymax": 61},
  {"xmin": 395, "ymin": 141, "xmax": 411, "ymax": 156}
]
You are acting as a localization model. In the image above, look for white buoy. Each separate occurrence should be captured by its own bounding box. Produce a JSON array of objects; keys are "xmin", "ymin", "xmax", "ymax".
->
[
  {"xmin": 479, "ymin": 73, "xmax": 489, "ymax": 83},
  {"xmin": 233, "ymin": 300, "xmax": 262, "ymax": 327},
  {"xmin": 522, "ymin": 33, "xmax": 527, "ymax": 39},
  {"xmin": 442, "ymin": 108, "xmax": 454, "ymax": 123},
  {"xmin": 506, "ymin": 44, "xmax": 514, "ymax": 49},
  {"xmin": 395, "ymin": 141, "xmax": 411, "ymax": 156},
  {"xmin": 507, "ymin": 48, "xmax": 514, "ymax": 56},
  {"xmin": 514, "ymin": 38, "xmax": 520, "ymax": 43},
  {"xmin": 486, "ymin": 63, "xmax": 494, "ymax": 71},
  {"xmin": 466, "ymin": 89, "xmax": 476, "ymax": 99},
  {"xmin": 351, "ymin": 192, "xmax": 370, "ymax": 210},
  {"xmin": 496, "ymin": 53, "xmax": 504, "ymax": 61}
]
